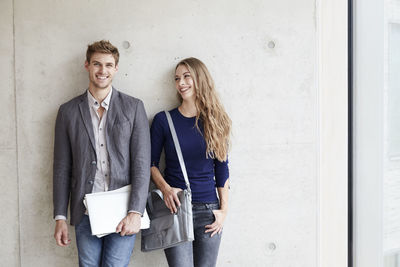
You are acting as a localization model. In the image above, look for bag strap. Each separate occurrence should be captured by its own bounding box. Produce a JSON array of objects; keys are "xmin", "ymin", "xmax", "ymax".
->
[{"xmin": 165, "ymin": 111, "xmax": 192, "ymax": 194}]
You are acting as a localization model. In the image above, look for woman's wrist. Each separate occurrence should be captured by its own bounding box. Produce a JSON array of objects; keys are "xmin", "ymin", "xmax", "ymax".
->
[
  {"xmin": 160, "ymin": 183, "xmax": 171, "ymax": 195},
  {"xmin": 219, "ymin": 208, "xmax": 228, "ymax": 214}
]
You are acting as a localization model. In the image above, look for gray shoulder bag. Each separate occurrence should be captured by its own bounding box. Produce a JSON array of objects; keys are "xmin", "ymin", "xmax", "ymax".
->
[{"xmin": 141, "ymin": 111, "xmax": 195, "ymax": 252}]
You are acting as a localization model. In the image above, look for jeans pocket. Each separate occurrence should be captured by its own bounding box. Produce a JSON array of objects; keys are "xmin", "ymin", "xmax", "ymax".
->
[
  {"xmin": 205, "ymin": 203, "xmax": 219, "ymax": 220},
  {"xmin": 206, "ymin": 203, "xmax": 219, "ymax": 211},
  {"xmin": 206, "ymin": 203, "xmax": 223, "ymax": 235}
]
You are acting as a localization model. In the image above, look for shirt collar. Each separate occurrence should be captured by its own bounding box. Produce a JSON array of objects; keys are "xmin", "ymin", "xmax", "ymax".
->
[{"xmin": 87, "ymin": 88, "xmax": 113, "ymax": 111}]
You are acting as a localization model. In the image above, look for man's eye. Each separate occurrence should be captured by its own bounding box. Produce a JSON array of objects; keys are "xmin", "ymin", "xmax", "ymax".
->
[{"xmin": 175, "ymin": 78, "xmax": 180, "ymax": 81}]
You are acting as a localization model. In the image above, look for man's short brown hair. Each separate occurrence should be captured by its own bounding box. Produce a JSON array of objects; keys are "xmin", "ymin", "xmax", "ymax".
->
[{"xmin": 86, "ymin": 40, "xmax": 120, "ymax": 65}]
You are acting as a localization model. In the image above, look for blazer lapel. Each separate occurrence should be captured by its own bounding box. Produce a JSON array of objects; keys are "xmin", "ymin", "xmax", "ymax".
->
[
  {"xmin": 78, "ymin": 93, "xmax": 96, "ymax": 151},
  {"xmin": 106, "ymin": 88, "xmax": 118, "ymax": 136}
]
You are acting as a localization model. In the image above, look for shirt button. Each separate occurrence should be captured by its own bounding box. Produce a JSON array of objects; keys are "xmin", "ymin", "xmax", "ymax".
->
[
  {"xmin": 88, "ymin": 180, "xmax": 94, "ymax": 185},
  {"xmin": 105, "ymin": 174, "xmax": 108, "ymax": 177},
  {"xmin": 101, "ymin": 144, "xmax": 104, "ymax": 147},
  {"xmin": 99, "ymin": 128, "xmax": 102, "ymax": 131},
  {"xmin": 102, "ymin": 161, "xmax": 105, "ymax": 164},
  {"xmin": 91, "ymin": 161, "xmax": 96, "ymax": 165}
]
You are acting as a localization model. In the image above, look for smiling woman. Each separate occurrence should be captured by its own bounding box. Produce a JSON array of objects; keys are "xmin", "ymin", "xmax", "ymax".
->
[
  {"xmin": 175, "ymin": 65, "xmax": 195, "ymax": 100},
  {"xmin": 150, "ymin": 57, "xmax": 231, "ymax": 267}
]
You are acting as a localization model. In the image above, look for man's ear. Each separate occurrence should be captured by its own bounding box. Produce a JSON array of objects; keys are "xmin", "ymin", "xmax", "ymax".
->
[
  {"xmin": 84, "ymin": 60, "xmax": 89, "ymax": 71},
  {"xmin": 115, "ymin": 64, "xmax": 119, "ymax": 72}
]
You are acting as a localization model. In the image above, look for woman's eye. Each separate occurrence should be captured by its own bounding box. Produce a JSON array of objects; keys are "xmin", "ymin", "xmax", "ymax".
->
[
  {"xmin": 184, "ymin": 75, "xmax": 191, "ymax": 78},
  {"xmin": 175, "ymin": 78, "xmax": 180, "ymax": 81}
]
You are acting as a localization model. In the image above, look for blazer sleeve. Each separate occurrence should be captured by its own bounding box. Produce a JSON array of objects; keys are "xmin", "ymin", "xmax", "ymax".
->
[
  {"xmin": 53, "ymin": 105, "xmax": 72, "ymax": 219},
  {"xmin": 128, "ymin": 100, "xmax": 151, "ymax": 214},
  {"xmin": 150, "ymin": 112, "xmax": 165, "ymax": 168}
]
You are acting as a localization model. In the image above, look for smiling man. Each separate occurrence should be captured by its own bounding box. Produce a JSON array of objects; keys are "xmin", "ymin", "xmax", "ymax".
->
[{"xmin": 53, "ymin": 40, "xmax": 150, "ymax": 266}]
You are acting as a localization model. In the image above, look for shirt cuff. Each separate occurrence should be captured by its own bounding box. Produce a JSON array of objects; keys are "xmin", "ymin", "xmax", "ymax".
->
[
  {"xmin": 55, "ymin": 215, "xmax": 67, "ymax": 221},
  {"xmin": 128, "ymin": 210, "xmax": 142, "ymax": 216}
]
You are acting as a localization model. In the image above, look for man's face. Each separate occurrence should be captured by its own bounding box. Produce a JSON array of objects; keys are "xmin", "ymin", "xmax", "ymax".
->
[{"xmin": 85, "ymin": 52, "xmax": 118, "ymax": 90}]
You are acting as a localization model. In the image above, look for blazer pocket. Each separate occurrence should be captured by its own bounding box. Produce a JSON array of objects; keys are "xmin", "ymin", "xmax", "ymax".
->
[{"xmin": 113, "ymin": 120, "xmax": 131, "ymax": 140}]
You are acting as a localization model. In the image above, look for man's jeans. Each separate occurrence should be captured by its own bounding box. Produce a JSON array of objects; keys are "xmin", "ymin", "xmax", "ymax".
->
[
  {"xmin": 75, "ymin": 215, "xmax": 136, "ymax": 267},
  {"xmin": 164, "ymin": 202, "xmax": 222, "ymax": 267}
]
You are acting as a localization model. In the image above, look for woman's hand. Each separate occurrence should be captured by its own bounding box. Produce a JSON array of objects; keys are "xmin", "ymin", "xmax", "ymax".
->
[
  {"xmin": 161, "ymin": 186, "xmax": 183, "ymax": 214},
  {"xmin": 205, "ymin": 209, "xmax": 227, "ymax": 237}
]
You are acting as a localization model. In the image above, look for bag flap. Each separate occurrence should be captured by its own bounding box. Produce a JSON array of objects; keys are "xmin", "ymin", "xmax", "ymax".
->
[
  {"xmin": 146, "ymin": 190, "xmax": 170, "ymax": 219},
  {"xmin": 150, "ymin": 214, "xmax": 175, "ymax": 232}
]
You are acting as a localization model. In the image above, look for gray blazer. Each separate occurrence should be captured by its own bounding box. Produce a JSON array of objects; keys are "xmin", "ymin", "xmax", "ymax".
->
[{"xmin": 53, "ymin": 88, "xmax": 151, "ymax": 225}]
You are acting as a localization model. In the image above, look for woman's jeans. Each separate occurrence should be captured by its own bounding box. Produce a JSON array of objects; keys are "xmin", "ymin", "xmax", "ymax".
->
[
  {"xmin": 164, "ymin": 202, "xmax": 222, "ymax": 267},
  {"xmin": 75, "ymin": 215, "xmax": 136, "ymax": 267}
]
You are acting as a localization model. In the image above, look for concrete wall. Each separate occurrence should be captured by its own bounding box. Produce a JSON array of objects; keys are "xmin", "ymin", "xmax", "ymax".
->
[
  {"xmin": 0, "ymin": 0, "xmax": 317, "ymax": 266},
  {"xmin": 0, "ymin": 0, "xmax": 20, "ymax": 266}
]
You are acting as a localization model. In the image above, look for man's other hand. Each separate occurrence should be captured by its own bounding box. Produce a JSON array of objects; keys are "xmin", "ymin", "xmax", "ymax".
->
[{"xmin": 54, "ymin": 220, "xmax": 71, "ymax": 246}]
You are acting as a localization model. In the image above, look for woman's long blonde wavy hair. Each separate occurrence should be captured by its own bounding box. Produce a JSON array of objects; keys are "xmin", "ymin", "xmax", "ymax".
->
[{"xmin": 176, "ymin": 57, "xmax": 231, "ymax": 162}]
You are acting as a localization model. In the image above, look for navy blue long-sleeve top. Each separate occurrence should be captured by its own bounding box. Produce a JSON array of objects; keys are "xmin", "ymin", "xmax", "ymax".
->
[{"xmin": 150, "ymin": 108, "xmax": 229, "ymax": 203}]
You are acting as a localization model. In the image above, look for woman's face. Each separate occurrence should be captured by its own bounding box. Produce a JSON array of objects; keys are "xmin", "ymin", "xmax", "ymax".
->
[{"xmin": 175, "ymin": 64, "xmax": 195, "ymax": 101}]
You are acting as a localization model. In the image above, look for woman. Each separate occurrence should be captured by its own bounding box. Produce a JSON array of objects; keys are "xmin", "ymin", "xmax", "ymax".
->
[{"xmin": 150, "ymin": 57, "xmax": 231, "ymax": 267}]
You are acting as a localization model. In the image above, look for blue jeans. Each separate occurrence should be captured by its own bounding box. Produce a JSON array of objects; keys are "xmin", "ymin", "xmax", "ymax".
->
[
  {"xmin": 164, "ymin": 203, "xmax": 222, "ymax": 267},
  {"xmin": 75, "ymin": 215, "xmax": 136, "ymax": 267}
]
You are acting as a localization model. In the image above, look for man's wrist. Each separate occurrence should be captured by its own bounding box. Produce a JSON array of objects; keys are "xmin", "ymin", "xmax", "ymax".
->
[
  {"xmin": 55, "ymin": 215, "xmax": 67, "ymax": 221},
  {"xmin": 128, "ymin": 210, "xmax": 142, "ymax": 216}
]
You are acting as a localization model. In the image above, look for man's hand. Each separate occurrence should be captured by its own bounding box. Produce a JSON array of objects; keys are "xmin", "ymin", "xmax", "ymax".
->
[
  {"xmin": 54, "ymin": 220, "xmax": 71, "ymax": 246},
  {"xmin": 116, "ymin": 212, "xmax": 141, "ymax": 236}
]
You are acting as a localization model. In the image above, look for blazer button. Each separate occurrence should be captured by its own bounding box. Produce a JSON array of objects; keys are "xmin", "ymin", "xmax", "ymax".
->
[
  {"xmin": 88, "ymin": 180, "xmax": 94, "ymax": 185},
  {"xmin": 91, "ymin": 161, "xmax": 96, "ymax": 165}
]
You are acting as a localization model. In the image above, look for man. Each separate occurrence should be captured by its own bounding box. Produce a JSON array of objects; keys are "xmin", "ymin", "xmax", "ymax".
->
[{"xmin": 53, "ymin": 40, "xmax": 150, "ymax": 266}]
